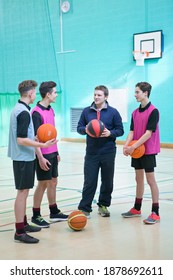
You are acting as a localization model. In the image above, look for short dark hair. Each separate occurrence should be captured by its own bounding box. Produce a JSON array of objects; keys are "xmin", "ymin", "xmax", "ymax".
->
[
  {"xmin": 135, "ymin": 82, "xmax": 152, "ymax": 97},
  {"xmin": 94, "ymin": 85, "xmax": 109, "ymax": 97},
  {"xmin": 39, "ymin": 81, "xmax": 57, "ymax": 98},
  {"xmin": 18, "ymin": 80, "xmax": 37, "ymax": 95}
]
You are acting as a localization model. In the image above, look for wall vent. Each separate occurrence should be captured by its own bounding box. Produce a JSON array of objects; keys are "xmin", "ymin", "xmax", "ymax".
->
[{"xmin": 70, "ymin": 108, "xmax": 84, "ymax": 132}]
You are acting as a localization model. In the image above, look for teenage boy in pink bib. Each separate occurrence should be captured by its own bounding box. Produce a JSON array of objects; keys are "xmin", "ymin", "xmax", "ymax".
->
[
  {"xmin": 122, "ymin": 82, "xmax": 160, "ymax": 224},
  {"xmin": 31, "ymin": 81, "xmax": 68, "ymax": 228}
]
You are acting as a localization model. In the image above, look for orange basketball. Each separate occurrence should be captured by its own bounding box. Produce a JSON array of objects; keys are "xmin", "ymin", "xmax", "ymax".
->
[
  {"xmin": 37, "ymin": 123, "xmax": 57, "ymax": 143},
  {"xmin": 128, "ymin": 140, "xmax": 145, "ymax": 159},
  {"xmin": 67, "ymin": 210, "xmax": 87, "ymax": 231}
]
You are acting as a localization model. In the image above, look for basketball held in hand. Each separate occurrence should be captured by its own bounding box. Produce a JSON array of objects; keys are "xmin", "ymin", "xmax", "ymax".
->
[
  {"xmin": 68, "ymin": 210, "xmax": 87, "ymax": 231},
  {"xmin": 37, "ymin": 123, "xmax": 57, "ymax": 143},
  {"xmin": 128, "ymin": 140, "xmax": 145, "ymax": 159},
  {"xmin": 87, "ymin": 119, "xmax": 105, "ymax": 138}
]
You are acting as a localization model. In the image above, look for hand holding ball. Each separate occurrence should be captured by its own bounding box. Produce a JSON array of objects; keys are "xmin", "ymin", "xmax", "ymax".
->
[
  {"xmin": 128, "ymin": 140, "xmax": 145, "ymax": 158},
  {"xmin": 37, "ymin": 124, "xmax": 57, "ymax": 143}
]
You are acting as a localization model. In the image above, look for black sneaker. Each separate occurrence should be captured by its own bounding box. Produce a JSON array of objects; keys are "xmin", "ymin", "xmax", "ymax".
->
[
  {"xmin": 49, "ymin": 212, "xmax": 68, "ymax": 222},
  {"xmin": 24, "ymin": 224, "xmax": 41, "ymax": 232},
  {"xmin": 31, "ymin": 216, "xmax": 50, "ymax": 228},
  {"xmin": 14, "ymin": 233, "xmax": 39, "ymax": 244}
]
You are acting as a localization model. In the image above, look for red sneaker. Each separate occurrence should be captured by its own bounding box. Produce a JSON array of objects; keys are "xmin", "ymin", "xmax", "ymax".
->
[
  {"xmin": 143, "ymin": 212, "xmax": 160, "ymax": 224},
  {"xmin": 121, "ymin": 207, "xmax": 141, "ymax": 218}
]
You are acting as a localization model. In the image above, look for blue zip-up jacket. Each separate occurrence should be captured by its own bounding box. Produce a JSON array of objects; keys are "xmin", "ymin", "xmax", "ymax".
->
[{"xmin": 77, "ymin": 102, "xmax": 124, "ymax": 155}]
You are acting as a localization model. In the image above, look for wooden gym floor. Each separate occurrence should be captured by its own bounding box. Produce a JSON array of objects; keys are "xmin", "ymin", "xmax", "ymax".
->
[{"xmin": 0, "ymin": 141, "xmax": 173, "ymax": 260}]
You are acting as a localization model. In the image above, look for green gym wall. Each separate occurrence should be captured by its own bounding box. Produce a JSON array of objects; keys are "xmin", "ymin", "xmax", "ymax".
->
[{"xmin": 0, "ymin": 0, "xmax": 173, "ymax": 146}]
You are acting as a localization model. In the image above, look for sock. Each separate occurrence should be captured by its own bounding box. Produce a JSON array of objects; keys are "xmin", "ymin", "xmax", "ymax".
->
[
  {"xmin": 134, "ymin": 198, "xmax": 143, "ymax": 211},
  {"xmin": 152, "ymin": 203, "xmax": 159, "ymax": 216},
  {"xmin": 15, "ymin": 222, "xmax": 25, "ymax": 234},
  {"xmin": 49, "ymin": 203, "xmax": 60, "ymax": 215},
  {"xmin": 33, "ymin": 207, "xmax": 41, "ymax": 218},
  {"xmin": 24, "ymin": 215, "xmax": 28, "ymax": 226}
]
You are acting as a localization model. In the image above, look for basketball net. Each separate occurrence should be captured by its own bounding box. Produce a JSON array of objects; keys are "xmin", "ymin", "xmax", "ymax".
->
[{"xmin": 133, "ymin": 51, "xmax": 149, "ymax": 66}]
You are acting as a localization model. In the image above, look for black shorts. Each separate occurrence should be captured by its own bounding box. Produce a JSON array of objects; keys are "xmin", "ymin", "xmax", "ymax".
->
[
  {"xmin": 131, "ymin": 154, "xmax": 156, "ymax": 173},
  {"xmin": 13, "ymin": 160, "xmax": 35, "ymax": 190},
  {"xmin": 35, "ymin": 155, "xmax": 58, "ymax": 181}
]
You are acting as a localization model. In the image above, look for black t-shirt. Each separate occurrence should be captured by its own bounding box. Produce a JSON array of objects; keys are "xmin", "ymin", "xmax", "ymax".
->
[{"xmin": 17, "ymin": 100, "xmax": 31, "ymax": 138}]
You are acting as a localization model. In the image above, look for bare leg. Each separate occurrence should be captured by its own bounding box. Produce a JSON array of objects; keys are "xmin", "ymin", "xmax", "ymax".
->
[
  {"xmin": 33, "ymin": 180, "xmax": 48, "ymax": 208},
  {"xmin": 47, "ymin": 177, "xmax": 57, "ymax": 205},
  {"xmin": 145, "ymin": 172, "xmax": 159, "ymax": 203},
  {"xmin": 14, "ymin": 189, "xmax": 29, "ymax": 223},
  {"xmin": 135, "ymin": 169, "xmax": 145, "ymax": 198},
  {"xmin": 121, "ymin": 169, "xmax": 144, "ymax": 217},
  {"xmin": 143, "ymin": 172, "xmax": 160, "ymax": 224}
]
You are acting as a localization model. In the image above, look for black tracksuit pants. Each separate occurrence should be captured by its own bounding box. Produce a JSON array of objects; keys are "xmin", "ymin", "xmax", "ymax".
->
[{"xmin": 78, "ymin": 152, "xmax": 116, "ymax": 213}]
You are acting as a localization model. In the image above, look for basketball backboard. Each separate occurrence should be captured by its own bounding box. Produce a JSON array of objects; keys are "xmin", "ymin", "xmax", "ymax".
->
[{"xmin": 133, "ymin": 30, "xmax": 163, "ymax": 60}]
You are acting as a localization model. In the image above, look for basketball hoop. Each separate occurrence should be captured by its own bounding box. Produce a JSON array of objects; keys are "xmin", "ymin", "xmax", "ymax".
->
[{"xmin": 133, "ymin": 51, "xmax": 150, "ymax": 66}]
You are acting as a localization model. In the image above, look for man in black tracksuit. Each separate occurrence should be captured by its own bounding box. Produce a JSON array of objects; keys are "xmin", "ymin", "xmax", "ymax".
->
[{"xmin": 77, "ymin": 85, "xmax": 124, "ymax": 218}]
